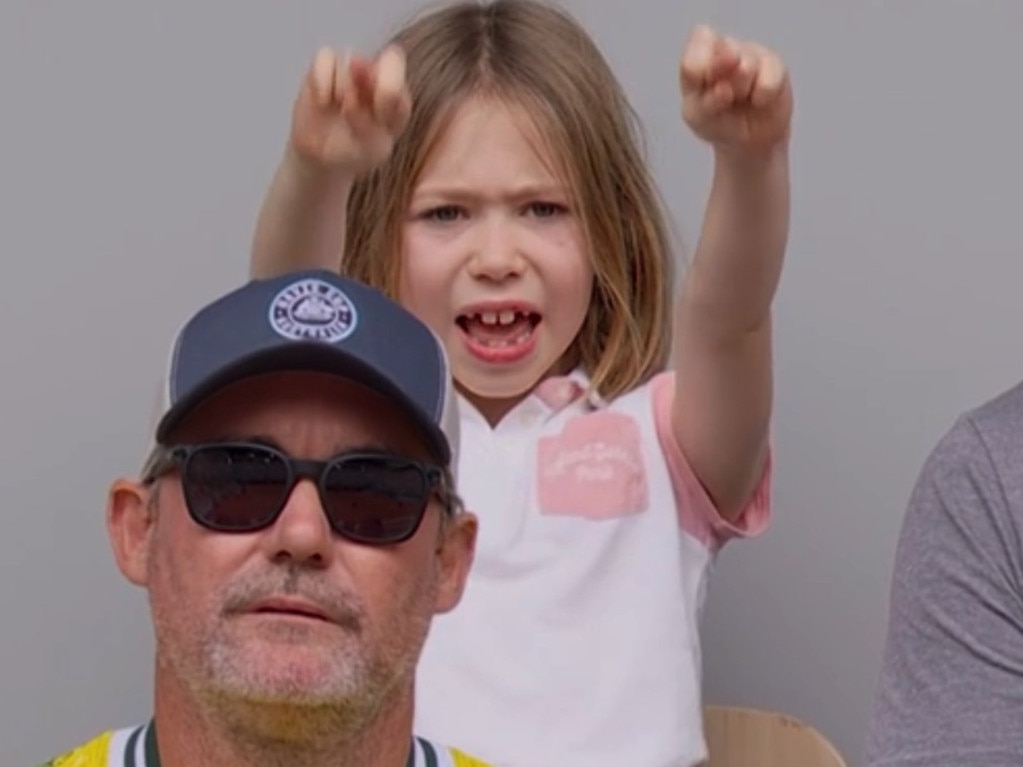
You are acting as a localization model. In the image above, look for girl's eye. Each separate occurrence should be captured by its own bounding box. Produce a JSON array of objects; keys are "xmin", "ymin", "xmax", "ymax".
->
[
  {"xmin": 423, "ymin": 205, "xmax": 465, "ymax": 222},
  {"xmin": 528, "ymin": 201, "xmax": 568, "ymax": 218}
]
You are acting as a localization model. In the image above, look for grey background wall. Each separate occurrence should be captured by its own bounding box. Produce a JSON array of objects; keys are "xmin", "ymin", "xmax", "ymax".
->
[{"xmin": 3, "ymin": 0, "xmax": 1022, "ymax": 764}]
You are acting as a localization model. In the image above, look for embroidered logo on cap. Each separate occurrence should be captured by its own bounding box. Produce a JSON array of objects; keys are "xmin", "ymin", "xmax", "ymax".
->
[{"xmin": 268, "ymin": 278, "xmax": 357, "ymax": 343}]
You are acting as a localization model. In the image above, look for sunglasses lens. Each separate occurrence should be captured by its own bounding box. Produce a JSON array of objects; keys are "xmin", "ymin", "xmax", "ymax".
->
[
  {"xmin": 323, "ymin": 456, "xmax": 432, "ymax": 543},
  {"xmin": 184, "ymin": 445, "xmax": 290, "ymax": 531}
]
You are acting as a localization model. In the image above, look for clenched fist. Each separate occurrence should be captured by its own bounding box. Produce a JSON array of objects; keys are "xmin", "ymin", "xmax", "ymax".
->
[
  {"xmin": 290, "ymin": 45, "xmax": 412, "ymax": 174},
  {"xmin": 680, "ymin": 26, "xmax": 792, "ymax": 153}
]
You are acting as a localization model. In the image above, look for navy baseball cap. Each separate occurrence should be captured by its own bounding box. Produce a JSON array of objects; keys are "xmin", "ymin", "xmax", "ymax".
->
[{"xmin": 149, "ymin": 269, "xmax": 458, "ymax": 467}]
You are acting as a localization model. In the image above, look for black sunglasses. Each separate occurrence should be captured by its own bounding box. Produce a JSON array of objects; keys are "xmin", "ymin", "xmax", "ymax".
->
[{"xmin": 145, "ymin": 442, "xmax": 450, "ymax": 544}]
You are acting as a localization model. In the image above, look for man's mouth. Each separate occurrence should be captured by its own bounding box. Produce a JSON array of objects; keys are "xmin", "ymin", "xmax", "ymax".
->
[{"xmin": 248, "ymin": 597, "xmax": 332, "ymax": 622}]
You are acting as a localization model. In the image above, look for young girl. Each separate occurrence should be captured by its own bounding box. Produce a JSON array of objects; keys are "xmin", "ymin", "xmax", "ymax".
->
[{"xmin": 250, "ymin": 2, "xmax": 792, "ymax": 765}]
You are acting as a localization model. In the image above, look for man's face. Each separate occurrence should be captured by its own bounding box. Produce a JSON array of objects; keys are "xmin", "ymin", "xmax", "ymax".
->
[{"xmin": 108, "ymin": 371, "xmax": 475, "ymax": 716}]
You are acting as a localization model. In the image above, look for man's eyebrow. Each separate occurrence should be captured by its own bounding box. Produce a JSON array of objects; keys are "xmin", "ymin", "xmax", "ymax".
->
[
  {"xmin": 205, "ymin": 436, "xmax": 412, "ymax": 459},
  {"xmin": 207, "ymin": 434, "xmax": 285, "ymax": 450},
  {"xmin": 332, "ymin": 443, "xmax": 410, "ymax": 458},
  {"xmin": 333, "ymin": 443, "xmax": 444, "ymax": 467}
]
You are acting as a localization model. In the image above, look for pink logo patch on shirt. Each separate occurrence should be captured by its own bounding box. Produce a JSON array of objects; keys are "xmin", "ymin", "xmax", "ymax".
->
[{"xmin": 537, "ymin": 412, "xmax": 648, "ymax": 518}]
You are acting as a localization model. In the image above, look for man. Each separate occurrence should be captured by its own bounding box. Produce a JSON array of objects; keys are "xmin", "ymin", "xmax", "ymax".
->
[
  {"xmin": 37, "ymin": 270, "xmax": 486, "ymax": 767},
  {"xmin": 867, "ymin": 381, "xmax": 1023, "ymax": 766}
]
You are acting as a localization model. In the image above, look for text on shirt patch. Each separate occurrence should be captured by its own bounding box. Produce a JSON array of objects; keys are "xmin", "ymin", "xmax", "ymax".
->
[{"xmin": 537, "ymin": 411, "xmax": 649, "ymax": 518}]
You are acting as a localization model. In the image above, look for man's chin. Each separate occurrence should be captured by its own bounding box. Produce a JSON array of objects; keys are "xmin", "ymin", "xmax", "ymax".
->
[
  {"xmin": 206, "ymin": 645, "xmax": 360, "ymax": 706},
  {"xmin": 203, "ymin": 674, "xmax": 356, "ymax": 719}
]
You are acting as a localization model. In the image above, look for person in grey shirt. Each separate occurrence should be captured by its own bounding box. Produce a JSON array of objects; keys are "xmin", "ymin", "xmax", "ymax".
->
[{"xmin": 867, "ymin": 381, "xmax": 1023, "ymax": 766}]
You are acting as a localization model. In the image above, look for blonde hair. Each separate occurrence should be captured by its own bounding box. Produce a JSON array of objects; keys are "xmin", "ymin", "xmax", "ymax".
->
[{"xmin": 343, "ymin": 0, "xmax": 674, "ymax": 402}]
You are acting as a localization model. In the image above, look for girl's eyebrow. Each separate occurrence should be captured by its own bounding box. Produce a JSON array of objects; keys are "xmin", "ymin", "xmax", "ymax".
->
[{"xmin": 411, "ymin": 182, "xmax": 570, "ymax": 202}]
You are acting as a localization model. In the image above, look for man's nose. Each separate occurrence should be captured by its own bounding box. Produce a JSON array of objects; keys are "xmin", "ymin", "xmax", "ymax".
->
[{"xmin": 260, "ymin": 480, "xmax": 334, "ymax": 567}]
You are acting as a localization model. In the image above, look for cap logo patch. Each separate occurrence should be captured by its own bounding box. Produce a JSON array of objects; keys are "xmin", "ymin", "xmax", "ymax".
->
[{"xmin": 268, "ymin": 278, "xmax": 357, "ymax": 343}]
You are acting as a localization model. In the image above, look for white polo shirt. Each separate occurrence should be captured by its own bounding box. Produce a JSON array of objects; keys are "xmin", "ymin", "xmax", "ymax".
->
[{"xmin": 414, "ymin": 370, "xmax": 771, "ymax": 767}]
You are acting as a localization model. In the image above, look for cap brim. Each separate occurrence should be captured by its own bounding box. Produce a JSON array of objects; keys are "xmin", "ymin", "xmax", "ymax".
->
[{"xmin": 154, "ymin": 342, "xmax": 451, "ymax": 465}]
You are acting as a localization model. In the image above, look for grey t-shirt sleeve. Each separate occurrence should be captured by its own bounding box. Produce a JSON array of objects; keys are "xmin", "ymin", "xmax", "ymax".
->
[{"xmin": 867, "ymin": 413, "xmax": 1023, "ymax": 766}]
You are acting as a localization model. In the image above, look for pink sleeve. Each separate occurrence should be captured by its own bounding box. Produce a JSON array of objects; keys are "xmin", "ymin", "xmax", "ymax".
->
[{"xmin": 650, "ymin": 372, "xmax": 772, "ymax": 551}]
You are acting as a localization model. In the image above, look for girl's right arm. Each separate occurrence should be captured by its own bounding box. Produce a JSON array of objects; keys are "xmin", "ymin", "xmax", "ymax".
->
[
  {"xmin": 250, "ymin": 46, "xmax": 411, "ymax": 279},
  {"xmin": 251, "ymin": 147, "xmax": 354, "ymax": 278}
]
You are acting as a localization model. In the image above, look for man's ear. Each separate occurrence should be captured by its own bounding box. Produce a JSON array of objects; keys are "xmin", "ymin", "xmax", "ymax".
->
[
  {"xmin": 433, "ymin": 511, "xmax": 478, "ymax": 615},
  {"xmin": 106, "ymin": 478, "xmax": 156, "ymax": 587}
]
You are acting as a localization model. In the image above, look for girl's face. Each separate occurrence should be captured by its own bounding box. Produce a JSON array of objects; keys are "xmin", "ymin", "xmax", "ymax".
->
[{"xmin": 399, "ymin": 95, "xmax": 594, "ymax": 423}]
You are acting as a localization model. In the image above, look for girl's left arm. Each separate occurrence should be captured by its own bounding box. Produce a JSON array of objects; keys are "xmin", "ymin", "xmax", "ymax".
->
[{"xmin": 671, "ymin": 26, "xmax": 794, "ymax": 521}]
